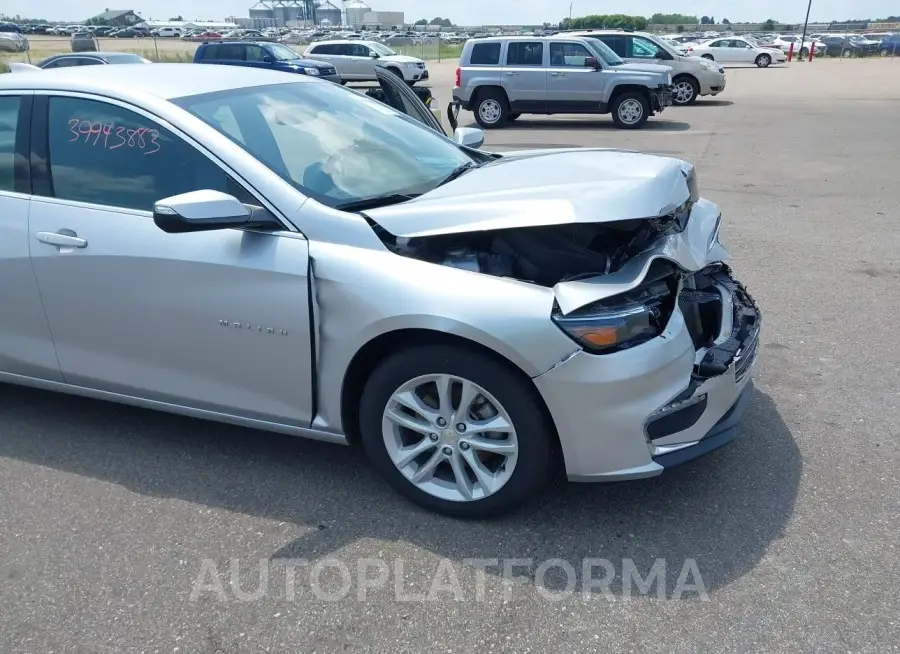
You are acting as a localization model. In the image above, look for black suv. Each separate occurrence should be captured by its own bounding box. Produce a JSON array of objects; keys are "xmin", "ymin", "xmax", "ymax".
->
[{"xmin": 194, "ymin": 41, "xmax": 341, "ymax": 83}]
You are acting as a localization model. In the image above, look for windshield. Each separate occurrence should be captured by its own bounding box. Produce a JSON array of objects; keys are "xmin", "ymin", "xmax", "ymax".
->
[
  {"xmin": 582, "ymin": 38, "xmax": 624, "ymax": 65},
  {"xmin": 268, "ymin": 43, "xmax": 303, "ymax": 60},
  {"xmin": 368, "ymin": 42, "xmax": 396, "ymax": 56},
  {"xmin": 173, "ymin": 81, "xmax": 474, "ymax": 209}
]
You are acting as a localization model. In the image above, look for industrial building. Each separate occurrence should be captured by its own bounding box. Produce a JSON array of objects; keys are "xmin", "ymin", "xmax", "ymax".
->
[{"xmin": 245, "ymin": 0, "xmax": 404, "ymax": 28}]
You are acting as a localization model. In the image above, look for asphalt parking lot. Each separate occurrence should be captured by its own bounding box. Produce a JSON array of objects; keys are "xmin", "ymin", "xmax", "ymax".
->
[{"xmin": 2, "ymin": 59, "xmax": 899, "ymax": 653}]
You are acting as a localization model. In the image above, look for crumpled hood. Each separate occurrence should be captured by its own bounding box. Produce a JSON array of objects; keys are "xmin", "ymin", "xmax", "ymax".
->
[{"xmin": 366, "ymin": 150, "xmax": 691, "ymax": 238}]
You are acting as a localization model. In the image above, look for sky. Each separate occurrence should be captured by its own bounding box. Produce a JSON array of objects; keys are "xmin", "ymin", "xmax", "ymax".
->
[{"xmin": 1, "ymin": 0, "xmax": 895, "ymax": 25}]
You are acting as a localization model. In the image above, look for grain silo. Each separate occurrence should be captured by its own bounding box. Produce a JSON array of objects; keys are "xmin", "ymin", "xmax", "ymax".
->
[{"xmin": 344, "ymin": 0, "xmax": 370, "ymax": 28}]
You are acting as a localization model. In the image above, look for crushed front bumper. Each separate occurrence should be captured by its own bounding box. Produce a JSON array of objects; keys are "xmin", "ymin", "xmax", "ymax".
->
[{"xmin": 534, "ymin": 264, "xmax": 760, "ymax": 482}]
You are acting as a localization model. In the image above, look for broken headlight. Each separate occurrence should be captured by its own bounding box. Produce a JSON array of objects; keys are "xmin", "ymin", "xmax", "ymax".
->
[{"xmin": 552, "ymin": 261, "xmax": 679, "ymax": 355}]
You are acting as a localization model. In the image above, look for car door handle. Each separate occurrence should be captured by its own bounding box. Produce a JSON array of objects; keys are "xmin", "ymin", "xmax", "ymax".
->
[
  {"xmin": 36, "ymin": 230, "xmax": 87, "ymax": 248},
  {"xmin": 506, "ymin": 71, "xmax": 519, "ymax": 76},
  {"xmin": 549, "ymin": 72, "xmax": 564, "ymax": 77}
]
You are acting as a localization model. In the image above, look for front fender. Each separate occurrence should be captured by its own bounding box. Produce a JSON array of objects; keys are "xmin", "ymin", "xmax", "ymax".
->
[{"xmin": 307, "ymin": 241, "xmax": 579, "ymax": 433}]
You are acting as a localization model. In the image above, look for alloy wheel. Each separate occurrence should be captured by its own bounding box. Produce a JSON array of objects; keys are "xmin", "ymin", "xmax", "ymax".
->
[
  {"xmin": 381, "ymin": 373, "xmax": 519, "ymax": 502},
  {"xmin": 673, "ymin": 80, "xmax": 696, "ymax": 104}
]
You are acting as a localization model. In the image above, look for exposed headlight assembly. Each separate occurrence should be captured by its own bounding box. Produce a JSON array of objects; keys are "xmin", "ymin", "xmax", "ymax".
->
[
  {"xmin": 552, "ymin": 262, "xmax": 680, "ymax": 355},
  {"xmin": 302, "ymin": 67, "xmax": 320, "ymax": 76}
]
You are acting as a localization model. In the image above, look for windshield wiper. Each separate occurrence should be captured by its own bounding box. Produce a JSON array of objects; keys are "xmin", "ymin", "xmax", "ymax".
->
[
  {"xmin": 334, "ymin": 193, "xmax": 419, "ymax": 212},
  {"xmin": 435, "ymin": 161, "xmax": 479, "ymax": 188}
]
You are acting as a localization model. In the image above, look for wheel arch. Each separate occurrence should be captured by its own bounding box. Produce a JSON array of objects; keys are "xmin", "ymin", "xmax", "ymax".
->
[
  {"xmin": 608, "ymin": 83, "xmax": 652, "ymax": 106},
  {"xmin": 339, "ymin": 328, "xmax": 562, "ymax": 459},
  {"xmin": 472, "ymin": 84, "xmax": 510, "ymax": 106}
]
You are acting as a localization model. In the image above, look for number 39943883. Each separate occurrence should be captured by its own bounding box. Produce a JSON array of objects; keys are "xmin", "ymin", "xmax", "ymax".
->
[{"xmin": 67, "ymin": 119, "xmax": 161, "ymax": 155}]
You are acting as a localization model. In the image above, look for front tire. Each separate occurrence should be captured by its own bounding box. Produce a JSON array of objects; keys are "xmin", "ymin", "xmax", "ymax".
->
[
  {"xmin": 473, "ymin": 89, "xmax": 509, "ymax": 129},
  {"xmin": 672, "ymin": 75, "xmax": 699, "ymax": 105},
  {"xmin": 358, "ymin": 345, "xmax": 554, "ymax": 518},
  {"xmin": 508, "ymin": 112, "xmax": 522, "ymax": 121},
  {"xmin": 756, "ymin": 53, "xmax": 771, "ymax": 67},
  {"xmin": 611, "ymin": 91, "xmax": 650, "ymax": 129}
]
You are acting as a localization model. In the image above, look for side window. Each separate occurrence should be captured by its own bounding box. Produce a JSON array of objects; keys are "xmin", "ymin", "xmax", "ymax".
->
[
  {"xmin": 469, "ymin": 42, "xmax": 501, "ymax": 65},
  {"xmin": 0, "ymin": 96, "xmax": 21, "ymax": 192},
  {"xmin": 335, "ymin": 44, "xmax": 354, "ymax": 56},
  {"xmin": 549, "ymin": 42, "xmax": 592, "ymax": 67},
  {"xmin": 350, "ymin": 43, "xmax": 369, "ymax": 57},
  {"xmin": 506, "ymin": 41, "xmax": 544, "ymax": 66},
  {"xmin": 595, "ymin": 35, "xmax": 625, "ymax": 56},
  {"xmin": 217, "ymin": 44, "xmax": 246, "ymax": 61},
  {"xmin": 198, "ymin": 45, "xmax": 217, "ymax": 60},
  {"xmin": 46, "ymin": 97, "xmax": 253, "ymax": 211},
  {"xmin": 245, "ymin": 45, "xmax": 266, "ymax": 61},
  {"xmin": 628, "ymin": 36, "xmax": 663, "ymax": 58}
]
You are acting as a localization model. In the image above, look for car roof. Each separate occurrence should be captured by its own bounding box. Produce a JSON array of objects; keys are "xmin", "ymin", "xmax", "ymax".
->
[
  {"xmin": 470, "ymin": 35, "xmax": 592, "ymax": 42},
  {"xmin": 312, "ymin": 39, "xmax": 375, "ymax": 45},
  {"xmin": 0, "ymin": 62, "xmax": 313, "ymax": 100}
]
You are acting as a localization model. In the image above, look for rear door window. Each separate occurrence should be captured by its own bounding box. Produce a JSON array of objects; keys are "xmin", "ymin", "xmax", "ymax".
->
[
  {"xmin": 506, "ymin": 42, "xmax": 544, "ymax": 66},
  {"xmin": 212, "ymin": 44, "xmax": 247, "ymax": 61},
  {"xmin": 469, "ymin": 42, "xmax": 501, "ymax": 65}
]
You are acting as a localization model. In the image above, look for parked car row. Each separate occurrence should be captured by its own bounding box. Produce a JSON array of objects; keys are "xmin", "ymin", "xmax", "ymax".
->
[{"xmin": 0, "ymin": 57, "xmax": 758, "ymax": 518}]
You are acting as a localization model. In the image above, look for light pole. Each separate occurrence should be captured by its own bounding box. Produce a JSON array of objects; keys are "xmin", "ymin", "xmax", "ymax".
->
[{"xmin": 798, "ymin": 0, "xmax": 813, "ymax": 60}]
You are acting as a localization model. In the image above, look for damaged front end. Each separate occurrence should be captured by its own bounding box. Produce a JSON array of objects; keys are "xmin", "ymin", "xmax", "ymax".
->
[{"xmin": 361, "ymin": 151, "xmax": 759, "ymax": 479}]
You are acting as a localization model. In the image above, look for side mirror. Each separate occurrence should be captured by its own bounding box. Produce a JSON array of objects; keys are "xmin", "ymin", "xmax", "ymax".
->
[
  {"xmin": 153, "ymin": 190, "xmax": 267, "ymax": 234},
  {"xmin": 585, "ymin": 56, "xmax": 601, "ymax": 69},
  {"xmin": 262, "ymin": 55, "xmax": 274, "ymax": 63},
  {"xmin": 370, "ymin": 52, "xmax": 380, "ymax": 58},
  {"xmin": 453, "ymin": 126, "xmax": 484, "ymax": 149}
]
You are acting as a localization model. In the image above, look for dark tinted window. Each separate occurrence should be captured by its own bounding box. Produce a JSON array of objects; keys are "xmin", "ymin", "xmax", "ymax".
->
[
  {"xmin": 593, "ymin": 35, "xmax": 625, "ymax": 56},
  {"xmin": 469, "ymin": 42, "xmax": 501, "ymax": 65},
  {"xmin": 310, "ymin": 43, "xmax": 334, "ymax": 54},
  {"xmin": 46, "ymin": 97, "xmax": 252, "ymax": 211},
  {"xmin": 42, "ymin": 57, "xmax": 83, "ymax": 68},
  {"xmin": 205, "ymin": 43, "xmax": 247, "ymax": 60},
  {"xmin": 506, "ymin": 41, "xmax": 543, "ymax": 65},
  {"xmin": 0, "ymin": 96, "xmax": 21, "ymax": 192}
]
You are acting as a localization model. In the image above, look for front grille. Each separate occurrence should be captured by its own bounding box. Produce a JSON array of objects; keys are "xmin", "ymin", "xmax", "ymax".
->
[
  {"xmin": 320, "ymin": 67, "xmax": 336, "ymax": 75},
  {"xmin": 681, "ymin": 265, "xmax": 761, "ymax": 380}
]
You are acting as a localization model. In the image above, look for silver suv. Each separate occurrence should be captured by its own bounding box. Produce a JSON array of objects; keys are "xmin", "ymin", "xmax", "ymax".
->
[
  {"xmin": 569, "ymin": 30, "xmax": 727, "ymax": 105},
  {"xmin": 452, "ymin": 36, "xmax": 674, "ymax": 129}
]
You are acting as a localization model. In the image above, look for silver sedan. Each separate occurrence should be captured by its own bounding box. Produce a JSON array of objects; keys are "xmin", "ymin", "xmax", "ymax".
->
[{"xmin": 0, "ymin": 64, "xmax": 759, "ymax": 517}]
